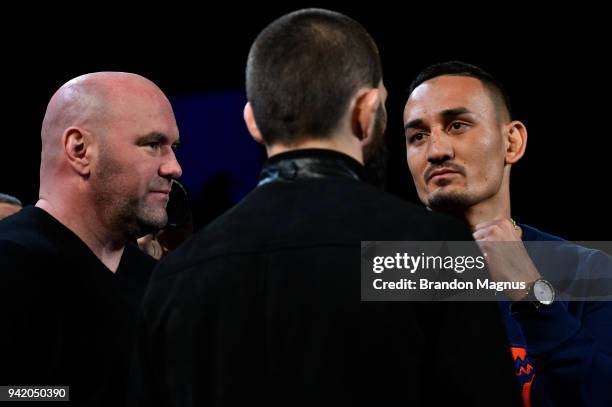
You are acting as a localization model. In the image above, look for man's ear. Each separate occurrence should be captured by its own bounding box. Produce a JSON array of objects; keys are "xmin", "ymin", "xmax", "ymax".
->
[
  {"xmin": 351, "ymin": 88, "xmax": 381, "ymax": 144},
  {"xmin": 504, "ymin": 120, "xmax": 528, "ymax": 164},
  {"xmin": 244, "ymin": 102, "xmax": 264, "ymax": 145},
  {"xmin": 63, "ymin": 127, "xmax": 92, "ymax": 177}
]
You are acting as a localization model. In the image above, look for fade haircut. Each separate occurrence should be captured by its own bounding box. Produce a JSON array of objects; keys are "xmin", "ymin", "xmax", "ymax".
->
[{"xmin": 246, "ymin": 8, "xmax": 383, "ymax": 145}]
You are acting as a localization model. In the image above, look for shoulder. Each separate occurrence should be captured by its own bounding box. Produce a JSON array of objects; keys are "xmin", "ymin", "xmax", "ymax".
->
[
  {"xmin": 522, "ymin": 224, "xmax": 606, "ymax": 265},
  {"xmin": 350, "ymin": 182, "xmax": 472, "ymax": 241},
  {"xmin": 523, "ymin": 224, "xmax": 612, "ymax": 290},
  {"xmin": 0, "ymin": 207, "xmax": 58, "ymax": 252},
  {"xmin": 0, "ymin": 208, "xmax": 58, "ymax": 275}
]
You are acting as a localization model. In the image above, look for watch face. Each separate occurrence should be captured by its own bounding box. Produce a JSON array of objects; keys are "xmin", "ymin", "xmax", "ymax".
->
[{"xmin": 534, "ymin": 280, "xmax": 555, "ymax": 305}]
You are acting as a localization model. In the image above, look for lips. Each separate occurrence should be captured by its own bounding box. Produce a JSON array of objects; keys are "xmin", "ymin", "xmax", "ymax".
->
[
  {"xmin": 427, "ymin": 169, "xmax": 459, "ymax": 182},
  {"xmin": 150, "ymin": 190, "xmax": 171, "ymax": 200}
]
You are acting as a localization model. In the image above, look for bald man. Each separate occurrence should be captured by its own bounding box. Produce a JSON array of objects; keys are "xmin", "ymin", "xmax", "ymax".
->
[{"xmin": 0, "ymin": 72, "xmax": 182, "ymax": 406}]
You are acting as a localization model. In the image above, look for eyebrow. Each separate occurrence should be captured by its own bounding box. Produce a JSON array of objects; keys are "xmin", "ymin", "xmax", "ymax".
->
[
  {"xmin": 404, "ymin": 107, "xmax": 474, "ymax": 131},
  {"xmin": 440, "ymin": 107, "xmax": 472, "ymax": 119},
  {"xmin": 136, "ymin": 132, "xmax": 180, "ymax": 145},
  {"xmin": 404, "ymin": 118, "xmax": 424, "ymax": 131}
]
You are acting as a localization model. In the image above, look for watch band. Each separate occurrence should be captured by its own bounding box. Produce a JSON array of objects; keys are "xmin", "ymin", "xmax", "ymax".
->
[{"xmin": 511, "ymin": 278, "xmax": 554, "ymax": 314}]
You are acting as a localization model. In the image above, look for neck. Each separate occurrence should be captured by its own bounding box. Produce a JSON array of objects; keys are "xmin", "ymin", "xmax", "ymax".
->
[
  {"xmin": 266, "ymin": 136, "xmax": 363, "ymax": 164},
  {"xmin": 458, "ymin": 181, "xmax": 519, "ymax": 236},
  {"xmin": 463, "ymin": 192, "xmax": 511, "ymax": 228},
  {"xmin": 36, "ymin": 194, "xmax": 126, "ymax": 272}
]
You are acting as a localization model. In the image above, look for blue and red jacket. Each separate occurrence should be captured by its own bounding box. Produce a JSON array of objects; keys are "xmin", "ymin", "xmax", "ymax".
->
[{"xmin": 499, "ymin": 225, "xmax": 612, "ymax": 406}]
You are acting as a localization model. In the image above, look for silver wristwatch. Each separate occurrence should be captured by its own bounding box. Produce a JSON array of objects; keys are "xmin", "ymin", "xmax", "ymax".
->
[
  {"xmin": 532, "ymin": 278, "xmax": 555, "ymax": 305},
  {"xmin": 512, "ymin": 278, "xmax": 555, "ymax": 313}
]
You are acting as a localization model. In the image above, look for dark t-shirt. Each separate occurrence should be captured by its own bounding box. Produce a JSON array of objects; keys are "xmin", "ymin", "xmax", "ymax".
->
[{"xmin": 0, "ymin": 206, "xmax": 155, "ymax": 406}]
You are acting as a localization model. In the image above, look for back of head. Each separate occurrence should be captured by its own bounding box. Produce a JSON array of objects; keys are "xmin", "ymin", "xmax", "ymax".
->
[
  {"xmin": 0, "ymin": 193, "xmax": 22, "ymax": 207},
  {"xmin": 246, "ymin": 8, "xmax": 382, "ymax": 145},
  {"xmin": 0, "ymin": 193, "xmax": 22, "ymax": 221}
]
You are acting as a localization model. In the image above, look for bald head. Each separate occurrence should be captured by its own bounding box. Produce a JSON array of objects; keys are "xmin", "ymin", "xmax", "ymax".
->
[{"xmin": 41, "ymin": 72, "xmax": 170, "ymax": 166}]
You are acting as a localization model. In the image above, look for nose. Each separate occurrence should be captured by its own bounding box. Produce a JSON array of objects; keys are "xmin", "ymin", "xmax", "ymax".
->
[
  {"xmin": 160, "ymin": 149, "xmax": 183, "ymax": 180},
  {"xmin": 426, "ymin": 127, "xmax": 454, "ymax": 165}
]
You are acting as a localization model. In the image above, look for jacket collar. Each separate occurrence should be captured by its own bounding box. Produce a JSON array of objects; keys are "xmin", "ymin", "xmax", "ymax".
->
[{"xmin": 258, "ymin": 148, "xmax": 365, "ymax": 187}]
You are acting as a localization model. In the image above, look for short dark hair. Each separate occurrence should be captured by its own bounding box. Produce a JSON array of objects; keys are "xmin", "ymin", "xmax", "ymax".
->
[
  {"xmin": 246, "ymin": 8, "xmax": 382, "ymax": 145},
  {"xmin": 0, "ymin": 193, "xmax": 22, "ymax": 206},
  {"xmin": 408, "ymin": 61, "xmax": 512, "ymax": 121}
]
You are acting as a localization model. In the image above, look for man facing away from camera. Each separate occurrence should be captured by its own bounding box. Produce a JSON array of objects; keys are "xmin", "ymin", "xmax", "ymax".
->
[{"xmin": 134, "ymin": 10, "xmax": 521, "ymax": 407}]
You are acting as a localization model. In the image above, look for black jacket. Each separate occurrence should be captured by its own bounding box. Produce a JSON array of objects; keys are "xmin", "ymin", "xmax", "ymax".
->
[{"xmin": 134, "ymin": 149, "xmax": 520, "ymax": 406}]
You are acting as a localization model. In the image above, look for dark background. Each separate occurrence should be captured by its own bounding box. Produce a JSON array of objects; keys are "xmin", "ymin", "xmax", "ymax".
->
[{"xmin": 2, "ymin": 5, "xmax": 609, "ymax": 239}]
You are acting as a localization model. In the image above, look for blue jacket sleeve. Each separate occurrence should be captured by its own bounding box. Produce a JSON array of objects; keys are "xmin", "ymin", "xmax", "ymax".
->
[{"xmin": 513, "ymin": 250, "xmax": 612, "ymax": 407}]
